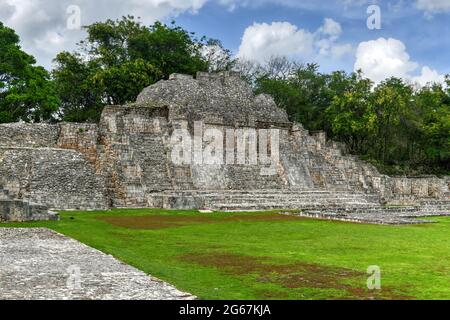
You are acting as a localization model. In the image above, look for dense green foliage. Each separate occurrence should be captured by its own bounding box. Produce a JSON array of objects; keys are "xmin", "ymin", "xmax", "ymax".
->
[
  {"xmin": 52, "ymin": 16, "xmax": 232, "ymax": 122},
  {"xmin": 0, "ymin": 22, "xmax": 59, "ymax": 123},
  {"xmin": 254, "ymin": 63, "xmax": 449, "ymax": 174},
  {"xmin": 3, "ymin": 209, "xmax": 450, "ymax": 300}
]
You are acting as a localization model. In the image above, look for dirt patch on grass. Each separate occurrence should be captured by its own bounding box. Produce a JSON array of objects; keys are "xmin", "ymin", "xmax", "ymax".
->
[
  {"xmin": 179, "ymin": 252, "xmax": 413, "ymax": 300},
  {"xmin": 97, "ymin": 213, "xmax": 302, "ymax": 230}
]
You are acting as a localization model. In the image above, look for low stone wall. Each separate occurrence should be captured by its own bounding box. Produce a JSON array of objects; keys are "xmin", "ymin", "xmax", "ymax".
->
[
  {"xmin": 0, "ymin": 123, "xmax": 59, "ymax": 148},
  {"xmin": 0, "ymin": 147, "xmax": 108, "ymax": 210},
  {"xmin": 381, "ymin": 176, "xmax": 449, "ymax": 205}
]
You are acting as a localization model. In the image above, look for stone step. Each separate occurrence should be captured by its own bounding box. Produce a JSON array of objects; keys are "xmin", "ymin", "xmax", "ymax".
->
[
  {"xmin": 313, "ymin": 207, "xmax": 449, "ymax": 215},
  {"xmin": 146, "ymin": 188, "xmax": 382, "ymax": 211},
  {"xmin": 212, "ymin": 202, "xmax": 376, "ymax": 211},
  {"xmin": 150, "ymin": 194, "xmax": 381, "ymax": 203},
  {"xmin": 158, "ymin": 193, "xmax": 378, "ymax": 199},
  {"xmin": 151, "ymin": 189, "xmax": 376, "ymax": 196},
  {"xmin": 207, "ymin": 197, "xmax": 379, "ymax": 206},
  {"xmin": 0, "ymin": 185, "xmax": 59, "ymax": 222}
]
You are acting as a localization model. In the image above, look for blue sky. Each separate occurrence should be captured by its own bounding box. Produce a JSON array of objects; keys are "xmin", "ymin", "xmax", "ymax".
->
[
  {"xmin": 175, "ymin": 0, "xmax": 450, "ymax": 78},
  {"xmin": 1, "ymin": 0, "xmax": 449, "ymax": 85}
]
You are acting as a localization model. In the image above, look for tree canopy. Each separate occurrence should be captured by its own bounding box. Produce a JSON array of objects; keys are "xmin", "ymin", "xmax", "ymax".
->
[{"xmin": 0, "ymin": 22, "xmax": 59, "ymax": 123}]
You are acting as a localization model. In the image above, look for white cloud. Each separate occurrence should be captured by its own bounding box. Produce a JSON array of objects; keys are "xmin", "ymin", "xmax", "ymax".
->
[
  {"xmin": 319, "ymin": 18, "xmax": 342, "ymax": 39},
  {"xmin": 237, "ymin": 18, "xmax": 352, "ymax": 63},
  {"xmin": 354, "ymin": 38, "xmax": 418, "ymax": 84},
  {"xmin": 354, "ymin": 37, "xmax": 445, "ymax": 86},
  {"xmin": 5, "ymin": 0, "xmax": 359, "ymax": 69},
  {"xmin": 237, "ymin": 22, "xmax": 315, "ymax": 62},
  {"xmin": 416, "ymin": 0, "xmax": 450, "ymax": 13},
  {"xmin": 412, "ymin": 66, "xmax": 446, "ymax": 86},
  {"xmin": 0, "ymin": 0, "xmax": 208, "ymax": 69}
]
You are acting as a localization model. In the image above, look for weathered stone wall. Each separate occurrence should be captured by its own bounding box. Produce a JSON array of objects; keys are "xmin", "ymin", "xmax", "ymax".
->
[
  {"xmin": 0, "ymin": 147, "xmax": 108, "ymax": 210},
  {"xmin": 381, "ymin": 176, "xmax": 449, "ymax": 205},
  {"xmin": 97, "ymin": 106, "xmax": 173, "ymax": 207},
  {"xmin": 57, "ymin": 123, "xmax": 99, "ymax": 164},
  {"xmin": 0, "ymin": 123, "xmax": 59, "ymax": 148}
]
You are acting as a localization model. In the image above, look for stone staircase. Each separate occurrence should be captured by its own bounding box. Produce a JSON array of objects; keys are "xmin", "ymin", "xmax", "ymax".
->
[
  {"xmin": 146, "ymin": 188, "xmax": 449, "ymax": 225},
  {"xmin": 0, "ymin": 185, "xmax": 59, "ymax": 222},
  {"xmin": 147, "ymin": 189, "xmax": 382, "ymax": 211}
]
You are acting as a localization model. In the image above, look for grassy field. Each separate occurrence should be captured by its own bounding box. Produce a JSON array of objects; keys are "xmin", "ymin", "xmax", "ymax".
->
[{"xmin": 2, "ymin": 209, "xmax": 449, "ymax": 300}]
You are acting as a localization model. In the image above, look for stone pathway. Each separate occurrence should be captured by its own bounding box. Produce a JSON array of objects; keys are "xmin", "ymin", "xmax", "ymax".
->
[{"xmin": 0, "ymin": 228, "xmax": 195, "ymax": 300}]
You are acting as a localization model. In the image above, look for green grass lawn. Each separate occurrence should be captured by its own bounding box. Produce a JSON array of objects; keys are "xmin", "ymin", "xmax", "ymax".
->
[{"xmin": 2, "ymin": 209, "xmax": 449, "ymax": 300}]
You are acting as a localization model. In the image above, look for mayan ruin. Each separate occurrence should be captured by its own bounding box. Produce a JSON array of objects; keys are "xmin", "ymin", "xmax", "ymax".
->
[
  {"xmin": 1, "ymin": 2, "xmax": 450, "ymax": 303},
  {"xmin": 1, "ymin": 71, "xmax": 448, "ymax": 224}
]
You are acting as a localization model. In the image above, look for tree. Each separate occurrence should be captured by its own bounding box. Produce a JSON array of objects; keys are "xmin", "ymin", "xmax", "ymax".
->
[
  {"xmin": 0, "ymin": 22, "xmax": 59, "ymax": 123},
  {"xmin": 372, "ymin": 78, "xmax": 414, "ymax": 163},
  {"xmin": 415, "ymin": 83, "xmax": 450, "ymax": 170},
  {"xmin": 52, "ymin": 52, "xmax": 104, "ymax": 122},
  {"xmin": 256, "ymin": 63, "xmax": 333, "ymax": 131},
  {"xmin": 202, "ymin": 39, "xmax": 235, "ymax": 73},
  {"xmin": 325, "ymin": 71, "xmax": 376, "ymax": 154},
  {"xmin": 127, "ymin": 20, "xmax": 210, "ymax": 78}
]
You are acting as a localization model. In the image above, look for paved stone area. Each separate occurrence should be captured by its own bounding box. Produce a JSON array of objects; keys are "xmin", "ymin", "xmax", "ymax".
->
[{"xmin": 0, "ymin": 228, "xmax": 195, "ymax": 300}]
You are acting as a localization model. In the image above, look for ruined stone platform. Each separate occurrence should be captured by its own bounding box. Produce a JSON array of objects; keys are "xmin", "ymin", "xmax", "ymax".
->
[
  {"xmin": 281, "ymin": 201, "xmax": 450, "ymax": 225},
  {"xmin": 147, "ymin": 189, "xmax": 382, "ymax": 211},
  {"xmin": 0, "ymin": 228, "xmax": 195, "ymax": 300},
  {"xmin": 0, "ymin": 186, "xmax": 58, "ymax": 222}
]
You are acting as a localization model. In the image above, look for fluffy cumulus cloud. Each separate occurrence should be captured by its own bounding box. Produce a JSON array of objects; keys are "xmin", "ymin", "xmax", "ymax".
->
[
  {"xmin": 237, "ymin": 22, "xmax": 315, "ymax": 62},
  {"xmin": 237, "ymin": 18, "xmax": 352, "ymax": 63},
  {"xmin": 354, "ymin": 37, "xmax": 445, "ymax": 86},
  {"xmin": 354, "ymin": 38, "xmax": 418, "ymax": 84},
  {"xmin": 0, "ymin": 0, "xmax": 208, "ymax": 69}
]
